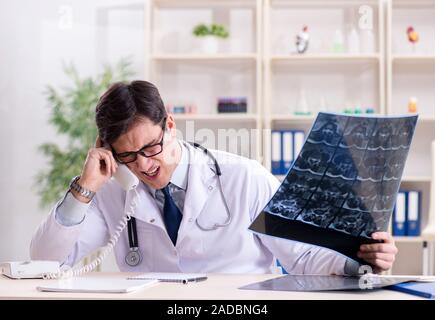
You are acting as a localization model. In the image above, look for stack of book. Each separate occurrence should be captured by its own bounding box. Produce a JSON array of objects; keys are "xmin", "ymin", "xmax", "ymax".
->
[{"xmin": 217, "ymin": 97, "xmax": 247, "ymax": 113}]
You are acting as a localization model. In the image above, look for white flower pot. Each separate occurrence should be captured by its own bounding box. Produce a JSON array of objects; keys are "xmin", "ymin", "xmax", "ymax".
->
[{"xmin": 202, "ymin": 36, "xmax": 219, "ymax": 54}]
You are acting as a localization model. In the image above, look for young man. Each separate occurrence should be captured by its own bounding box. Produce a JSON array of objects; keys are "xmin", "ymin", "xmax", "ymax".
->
[{"xmin": 31, "ymin": 80, "xmax": 397, "ymax": 274}]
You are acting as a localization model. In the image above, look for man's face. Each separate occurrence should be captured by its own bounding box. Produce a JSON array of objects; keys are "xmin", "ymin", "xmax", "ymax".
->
[{"xmin": 111, "ymin": 115, "xmax": 180, "ymax": 190}]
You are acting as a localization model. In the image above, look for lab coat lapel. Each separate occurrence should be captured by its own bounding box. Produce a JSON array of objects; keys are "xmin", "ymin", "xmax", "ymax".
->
[
  {"xmin": 127, "ymin": 183, "xmax": 165, "ymax": 230},
  {"xmin": 177, "ymin": 143, "xmax": 217, "ymax": 245}
]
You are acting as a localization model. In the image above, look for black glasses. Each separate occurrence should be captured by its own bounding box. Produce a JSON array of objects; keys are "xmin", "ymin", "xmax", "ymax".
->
[{"xmin": 112, "ymin": 118, "xmax": 167, "ymax": 164}]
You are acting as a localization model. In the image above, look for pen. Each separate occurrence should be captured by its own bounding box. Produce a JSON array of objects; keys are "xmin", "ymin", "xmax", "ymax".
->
[{"xmin": 184, "ymin": 276, "xmax": 208, "ymax": 284}]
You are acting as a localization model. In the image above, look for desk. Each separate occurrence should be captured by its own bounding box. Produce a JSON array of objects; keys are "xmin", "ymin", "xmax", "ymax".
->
[{"xmin": 0, "ymin": 272, "xmax": 422, "ymax": 300}]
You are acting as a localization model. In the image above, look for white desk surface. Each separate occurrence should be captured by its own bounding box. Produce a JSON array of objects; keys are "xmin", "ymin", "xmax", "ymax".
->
[{"xmin": 0, "ymin": 272, "xmax": 422, "ymax": 300}]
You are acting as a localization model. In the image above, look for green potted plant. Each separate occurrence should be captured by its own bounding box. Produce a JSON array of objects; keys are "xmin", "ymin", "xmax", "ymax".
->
[
  {"xmin": 35, "ymin": 58, "xmax": 133, "ymax": 207},
  {"xmin": 193, "ymin": 23, "xmax": 229, "ymax": 53}
]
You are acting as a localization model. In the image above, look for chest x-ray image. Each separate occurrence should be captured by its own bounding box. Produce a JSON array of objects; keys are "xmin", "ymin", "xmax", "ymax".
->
[{"xmin": 250, "ymin": 112, "xmax": 418, "ymax": 263}]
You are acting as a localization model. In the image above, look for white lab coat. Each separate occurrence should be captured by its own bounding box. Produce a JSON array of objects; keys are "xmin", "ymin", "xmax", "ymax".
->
[{"xmin": 30, "ymin": 142, "xmax": 347, "ymax": 274}]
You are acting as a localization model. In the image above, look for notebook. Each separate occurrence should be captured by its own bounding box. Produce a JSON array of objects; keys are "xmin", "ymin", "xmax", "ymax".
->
[
  {"xmin": 36, "ymin": 278, "xmax": 158, "ymax": 293},
  {"xmin": 128, "ymin": 272, "xmax": 208, "ymax": 284},
  {"xmin": 388, "ymin": 282, "xmax": 435, "ymax": 299}
]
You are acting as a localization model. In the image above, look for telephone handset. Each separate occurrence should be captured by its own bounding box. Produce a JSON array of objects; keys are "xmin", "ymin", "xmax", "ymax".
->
[
  {"xmin": 112, "ymin": 164, "xmax": 140, "ymax": 191},
  {"xmin": 42, "ymin": 165, "xmax": 140, "ymax": 280}
]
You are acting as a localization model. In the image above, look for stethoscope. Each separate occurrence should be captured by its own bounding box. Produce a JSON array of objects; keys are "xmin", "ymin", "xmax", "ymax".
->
[{"xmin": 125, "ymin": 142, "xmax": 232, "ymax": 267}]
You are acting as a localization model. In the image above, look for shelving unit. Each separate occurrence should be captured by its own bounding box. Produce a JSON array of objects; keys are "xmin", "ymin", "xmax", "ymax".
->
[
  {"xmin": 148, "ymin": 0, "xmax": 262, "ymax": 160},
  {"xmin": 270, "ymin": 53, "xmax": 381, "ymax": 61},
  {"xmin": 172, "ymin": 113, "xmax": 259, "ymax": 121},
  {"xmin": 262, "ymin": 0, "xmax": 384, "ymax": 172},
  {"xmin": 143, "ymin": 0, "xmax": 434, "ymax": 275},
  {"xmin": 151, "ymin": 53, "xmax": 258, "ymax": 61},
  {"xmin": 393, "ymin": 236, "xmax": 424, "ymax": 243}
]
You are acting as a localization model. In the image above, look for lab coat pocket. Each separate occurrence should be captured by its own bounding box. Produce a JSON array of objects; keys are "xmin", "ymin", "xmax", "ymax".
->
[
  {"xmin": 135, "ymin": 225, "xmax": 154, "ymax": 271},
  {"xmin": 180, "ymin": 236, "xmax": 204, "ymax": 258}
]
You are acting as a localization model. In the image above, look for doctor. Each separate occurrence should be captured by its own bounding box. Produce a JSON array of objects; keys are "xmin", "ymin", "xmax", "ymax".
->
[{"xmin": 30, "ymin": 80, "xmax": 397, "ymax": 275}]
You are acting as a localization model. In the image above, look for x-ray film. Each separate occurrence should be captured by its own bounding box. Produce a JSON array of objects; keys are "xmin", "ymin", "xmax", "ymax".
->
[
  {"xmin": 249, "ymin": 112, "xmax": 418, "ymax": 262},
  {"xmin": 239, "ymin": 274, "xmax": 412, "ymax": 292}
]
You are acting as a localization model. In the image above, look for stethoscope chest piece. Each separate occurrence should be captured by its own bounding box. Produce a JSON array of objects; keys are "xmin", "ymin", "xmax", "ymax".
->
[
  {"xmin": 126, "ymin": 217, "xmax": 142, "ymax": 266},
  {"xmin": 125, "ymin": 247, "xmax": 142, "ymax": 267}
]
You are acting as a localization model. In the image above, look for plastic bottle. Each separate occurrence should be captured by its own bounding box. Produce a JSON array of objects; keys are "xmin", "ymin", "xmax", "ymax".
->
[
  {"xmin": 333, "ymin": 29, "xmax": 345, "ymax": 53},
  {"xmin": 360, "ymin": 29, "xmax": 375, "ymax": 53},
  {"xmin": 347, "ymin": 27, "xmax": 360, "ymax": 54},
  {"xmin": 294, "ymin": 89, "xmax": 310, "ymax": 115}
]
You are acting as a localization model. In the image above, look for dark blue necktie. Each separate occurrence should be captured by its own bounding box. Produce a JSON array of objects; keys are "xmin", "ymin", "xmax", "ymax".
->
[{"xmin": 161, "ymin": 185, "xmax": 182, "ymax": 246}]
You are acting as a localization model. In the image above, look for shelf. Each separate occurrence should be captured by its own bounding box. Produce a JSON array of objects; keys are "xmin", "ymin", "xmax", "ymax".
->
[
  {"xmin": 271, "ymin": 0, "xmax": 380, "ymax": 8},
  {"xmin": 387, "ymin": 115, "xmax": 435, "ymax": 122},
  {"xmin": 393, "ymin": 236, "xmax": 424, "ymax": 243},
  {"xmin": 172, "ymin": 113, "xmax": 259, "ymax": 121},
  {"xmin": 270, "ymin": 114, "xmax": 316, "ymax": 122},
  {"xmin": 275, "ymin": 175, "xmax": 285, "ymax": 182},
  {"xmin": 392, "ymin": 0, "xmax": 435, "ymax": 9},
  {"xmin": 153, "ymin": 0, "xmax": 257, "ymax": 9},
  {"xmin": 401, "ymin": 176, "xmax": 432, "ymax": 183},
  {"xmin": 420, "ymin": 116, "xmax": 435, "ymax": 122},
  {"xmin": 392, "ymin": 55, "xmax": 435, "ymax": 63},
  {"xmin": 270, "ymin": 54, "xmax": 381, "ymax": 63},
  {"xmin": 152, "ymin": 54, "xmax": 258, "ymax": 62}
]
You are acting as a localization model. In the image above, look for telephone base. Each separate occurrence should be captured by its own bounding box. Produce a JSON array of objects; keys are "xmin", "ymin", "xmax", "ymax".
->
[{"xmin": 0, "ymin": 260, "xmax": 60, "ymax": 279}]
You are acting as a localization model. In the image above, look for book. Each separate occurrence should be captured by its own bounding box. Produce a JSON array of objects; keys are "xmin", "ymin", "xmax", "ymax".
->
[
  {"xmin": 128, "ymin": 272, "xmax": 208, "ymax": 284},
  {"xmin": 250, "ymin": 112, "xmax": 418, "ymax": 263},
  {"xmin": 36, "ymin": 278, "xmax": 158, "ymax": 293}
]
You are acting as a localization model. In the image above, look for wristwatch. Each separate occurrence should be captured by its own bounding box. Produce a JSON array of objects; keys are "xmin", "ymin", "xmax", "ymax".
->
[{"xmin": 69, "ymin": 176, "xmax": 96, "ymax": 200}]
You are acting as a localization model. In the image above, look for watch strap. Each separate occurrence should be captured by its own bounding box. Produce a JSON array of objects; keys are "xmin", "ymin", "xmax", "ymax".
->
[{"xmin": 69, "ymin": 176, "xmax": 96, "ymax": 200}]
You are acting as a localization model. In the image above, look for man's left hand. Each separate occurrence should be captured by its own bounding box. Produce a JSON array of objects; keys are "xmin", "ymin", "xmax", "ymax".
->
[{"xmin": 357, "ymin": 232, "xmax": 398, "ymax": 274}]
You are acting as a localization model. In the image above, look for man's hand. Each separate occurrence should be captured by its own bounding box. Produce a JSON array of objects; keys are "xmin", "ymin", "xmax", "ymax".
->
[
  {"xmin": 357, "ymin": 232, "xmax": 398, "ymax": 274},
  {"xmin": 71, "ymin": 137, "xmax": 118, "ymax": 203}
]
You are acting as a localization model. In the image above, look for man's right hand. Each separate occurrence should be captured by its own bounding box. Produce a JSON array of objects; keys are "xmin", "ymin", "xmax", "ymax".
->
[{"xmin": 71, "ymin": 137, "xmax": 118, "ymax": 203}]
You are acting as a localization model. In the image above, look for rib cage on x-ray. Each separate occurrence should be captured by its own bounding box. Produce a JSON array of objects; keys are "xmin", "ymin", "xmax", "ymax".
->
[{"xmin": 249, "ymin": 112, "xmax": 418, "ymax": 262}]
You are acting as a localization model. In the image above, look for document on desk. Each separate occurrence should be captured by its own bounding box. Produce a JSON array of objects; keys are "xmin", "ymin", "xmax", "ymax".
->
[
  {"xmin": 239, "ymin": 274, "xmax": 412, "ymax": 292},
  {"xmin": 128, "ymin": 273, "xmax": 208, "ymax": 284},
  {"xmin": 249, "ymin": 112, "xmax": 418, "ymax": 263},
  {"xmin": 36, "ymin": 278, "xmax": 158, "ymax": 293}
]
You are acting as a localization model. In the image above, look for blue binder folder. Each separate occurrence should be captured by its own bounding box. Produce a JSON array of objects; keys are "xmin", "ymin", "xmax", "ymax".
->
[
  {"xmin": 271, "ymin": 130, "xmax": 282, "ymax": 175},
  {"xmin": 388, "ymin": 282, "xmax": 435, "ymax": 299},
  {"xmin": 282, "ymin": 130, "xmax": 294, "ymax": 174},
  {"xmin": 293, "ymin": 130, "xmax": 305, "ymax": 160},
  {"xmin": 392, "ymin": 191, "xmax": 407, "ymax": 236},
  {"xmin": 406, "ymin": 191, "xmax": 421, "ymax": 236}
]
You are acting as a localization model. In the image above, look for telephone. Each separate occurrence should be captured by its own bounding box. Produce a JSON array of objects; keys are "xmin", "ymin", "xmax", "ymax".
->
[
  {"xmin": 1, "ymin": 165, "xmax": 140, "ymax": 280},
  {"xmin": 112, "ymin": 164, "xmax": 140, "ymax": 191}
]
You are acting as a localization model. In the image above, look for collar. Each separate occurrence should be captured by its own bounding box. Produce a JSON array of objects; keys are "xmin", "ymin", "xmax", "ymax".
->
[
  {"xmin": 170, "ymin": 140, "xmax": 189, "ymax": 190},
  {"xmin": 144, "ymin": 140, "xmax": 189, "ymax": 198}
]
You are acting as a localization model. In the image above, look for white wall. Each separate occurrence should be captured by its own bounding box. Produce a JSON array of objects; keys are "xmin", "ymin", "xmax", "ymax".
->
[{"xmin": 0, "ymin": 0, "xmax": 146, "ymax": 271}]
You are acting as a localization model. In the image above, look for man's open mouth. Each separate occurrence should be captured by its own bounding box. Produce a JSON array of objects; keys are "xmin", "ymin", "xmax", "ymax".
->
[{"xmin": 142, "ymin": 166, "xmax": 160, "ymax": 177}]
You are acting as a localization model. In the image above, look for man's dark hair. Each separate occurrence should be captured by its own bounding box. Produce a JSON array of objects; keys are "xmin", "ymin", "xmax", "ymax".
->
[{"xmin": 95, "ymin": 80, "xmax": 167, "ymax": 145}]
